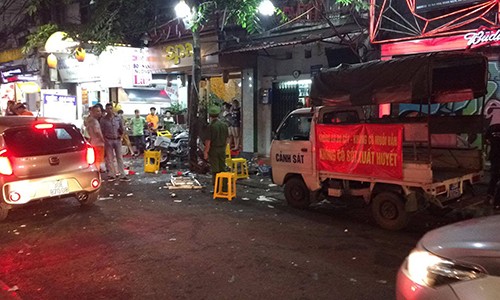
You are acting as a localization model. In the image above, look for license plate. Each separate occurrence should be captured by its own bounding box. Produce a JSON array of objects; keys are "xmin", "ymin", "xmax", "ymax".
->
[
  {"xmin": 449, "ymin": 183, "xmax": 461, "ymax": 199},
  {"xmin": 49, "ymin": 180, "xmax": 69, "ymax": 196}
]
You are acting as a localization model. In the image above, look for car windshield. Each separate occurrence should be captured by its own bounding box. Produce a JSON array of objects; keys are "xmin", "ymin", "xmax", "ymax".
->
[{"xmin": 3, "ymin": 124, "xmax": 86, "ymax": 157}]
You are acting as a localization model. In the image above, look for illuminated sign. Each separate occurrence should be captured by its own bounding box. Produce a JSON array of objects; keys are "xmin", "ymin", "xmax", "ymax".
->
[
  {"xmin": 464, "ymin": 27, "xmax": 500, "ymax": 48},
  {"xmin": 165, "ymin": 43, "xmax": 193, "ymax": 65},
  {"xmin": 0, "ymin": 65, "xmax": 26, "ymax": 83}
]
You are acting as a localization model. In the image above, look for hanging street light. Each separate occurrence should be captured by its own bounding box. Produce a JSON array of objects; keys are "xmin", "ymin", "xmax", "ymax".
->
[
  {"xmin": 258, "ymin": 0, "xmax": 275, "ymax": 16},
  {"xmin": 75, "ymin": 47, "xmax": 86, "ymax": 62},
  {"xmin": 47, "ymin": 53, "xmax": 58, "ymax": 69},
  {"xmin": 175, "ymin": 0, "xmax": 191, "ymax": 19}
]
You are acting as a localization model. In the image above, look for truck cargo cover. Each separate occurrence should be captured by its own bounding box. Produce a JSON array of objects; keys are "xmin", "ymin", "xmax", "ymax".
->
[{"xmin": 310, "ymin": 53, "xmax": 488, "ymax": 107}]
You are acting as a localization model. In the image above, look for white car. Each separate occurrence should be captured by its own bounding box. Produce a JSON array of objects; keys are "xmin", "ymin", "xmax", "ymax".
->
[{"xmin": 396, "ymin": 215, "xmax": 500, "ymax": 299}]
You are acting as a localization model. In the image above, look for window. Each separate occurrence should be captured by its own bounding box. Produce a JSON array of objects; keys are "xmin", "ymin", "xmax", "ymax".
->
[
  {"xmin": 277, "ymin": 113, "xmax": 312, "ymax": 141},
  {"xmin": 4, "ymin": 125, "xmax": 86, "ymax": 157},
  {"xmin": 322, "ymin": 111, "xmax": 359, "ymax": 124}
]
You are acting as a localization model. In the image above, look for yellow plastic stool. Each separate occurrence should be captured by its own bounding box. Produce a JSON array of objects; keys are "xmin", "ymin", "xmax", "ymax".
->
[
  {"xmin": 225, "ymin": 144, "xmax": 249, "ymax": 180},
  {"xmin": 213, "ymin": 172, "xmax": 237, "ymax": 201},
  {"xmin": 229, "ymin": 158, "xmax": 249, "ymax": 180},
  {"xmin": 144, "ymin": 150, "xmax": 161, "ymax": 173}
]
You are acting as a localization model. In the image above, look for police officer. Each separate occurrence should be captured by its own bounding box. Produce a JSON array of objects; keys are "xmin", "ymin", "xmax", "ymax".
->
[
  {"xmin": 486, "ymin": 122, "xmax": 500, "ymax": 210},
  {"xmin": 204, "ymin": 105, "xmax": 228, "ymax": 184}
]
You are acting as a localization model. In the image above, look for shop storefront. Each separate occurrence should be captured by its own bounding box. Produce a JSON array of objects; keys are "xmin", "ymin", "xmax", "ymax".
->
[
  {"xmin": 370, "ymin": 0, "xmax": 500, "ymax": 125},
  {"xmin": 0, "ymin": 59, "xmax": 41, "ymax": 115}
]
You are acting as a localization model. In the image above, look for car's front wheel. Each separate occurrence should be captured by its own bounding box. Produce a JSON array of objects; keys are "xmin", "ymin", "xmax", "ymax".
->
[
  {"xmin": 77, "ymin": 191, "xmax": 99, "ymax": 206},
  {"xmin": 284, "ymin": 176, "xmax": 310, "ymax": 209}
]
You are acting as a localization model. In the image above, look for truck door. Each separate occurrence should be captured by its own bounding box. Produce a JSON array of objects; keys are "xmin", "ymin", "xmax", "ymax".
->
[{"xmin": 271, "ymin": 112, "xmax": 314, "ymax": 185}]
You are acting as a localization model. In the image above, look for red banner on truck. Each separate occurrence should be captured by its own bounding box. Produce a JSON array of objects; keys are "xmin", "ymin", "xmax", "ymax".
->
[{"xmin": 316, "ymin": 124, "xmax": 403, "ymax": 180}]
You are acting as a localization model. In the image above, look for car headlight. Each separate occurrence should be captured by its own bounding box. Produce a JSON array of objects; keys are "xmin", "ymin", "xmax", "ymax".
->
[{"xmin": 406, "ymin": 249, "xmax": 484, "ymax": 287}]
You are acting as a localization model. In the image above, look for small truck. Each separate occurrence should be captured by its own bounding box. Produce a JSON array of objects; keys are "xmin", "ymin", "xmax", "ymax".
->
[{"xmin": 271, "ymin": 53, "xmax": 488, "ymax": 230}]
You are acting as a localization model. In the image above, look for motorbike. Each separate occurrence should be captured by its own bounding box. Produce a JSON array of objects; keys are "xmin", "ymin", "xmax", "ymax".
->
[{"xmin": 152, "ymin": 127, "xmax": 189, "ymax": 166}]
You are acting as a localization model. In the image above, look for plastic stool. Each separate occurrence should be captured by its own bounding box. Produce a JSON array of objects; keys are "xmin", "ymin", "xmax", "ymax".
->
[
  {"xmin": 144, "ymin": 150, "xmax": 161, "ymax": 173},
  {"xmin": 213, "ymin": 172, "xmax": 237, "ymax": 201},
  {"xmin": 225, "ymin": 144, "xmax": 249, "ymax": 180},
  {"xmin": 229, "ymin": 158, "xmax": 249, "ymax": 180}
]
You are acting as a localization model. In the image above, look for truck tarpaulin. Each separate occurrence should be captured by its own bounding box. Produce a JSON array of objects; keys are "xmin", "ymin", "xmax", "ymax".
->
[
  {"xmin": 310, "ymin": 53, "xmax": 488, "ymax": 107},
  {"xmin": 316, "ymin": 124, "xmax": 403, "ymax": 180}
]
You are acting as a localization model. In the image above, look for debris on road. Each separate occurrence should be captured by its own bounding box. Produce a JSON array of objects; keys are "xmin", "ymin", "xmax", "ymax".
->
[
  {"xmin": 173, "ymin": 200, "xmax": 182, "ymax": 203},
  {"xmin": 8, "ymin": 285, "xmax": 19, "ymax": 292},
  {"xmin": 242, "ymin": 198, "xmax": 250, "ymax": 201},
  {"xmin": 169, "ymin": 238, "xmax": 176, "ymax": 241},
  {"xmin": 267, "ymin": 205, "xmax": 274, "ymax": 209},
  {"xmin": 268, "ymin": 184, "xmax": 277, "ymax": 187},
  {"xmin": 257, "ymin": 195, "xmax": 277, "ymax": 202},
  {"xmin": 126, "ymin": 193, "xmax": 133, "ymax": 197},
  {"xmin": 166, "ymin": 176, "xmax": 203, "ymax": 190},
  {"xmin": 228, "ymin": 275, "xmax": 236, "ymax": 283},
  {"xmin": 98, "ymin": 197, "xmax": 113, "ymax": 201}
]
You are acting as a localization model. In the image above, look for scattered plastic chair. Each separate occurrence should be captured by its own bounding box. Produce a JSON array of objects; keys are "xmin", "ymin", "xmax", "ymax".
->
[
  {"xmin": 225, "ymin": 144, "xmax": 249, "ymax": 180},
  {"xmin": 144, "ymin": 150, "xmax": 161, "ymax": 173},
  {"xmin": 213, "ymin": 172, "xmax": 237, "ymax": 201}
]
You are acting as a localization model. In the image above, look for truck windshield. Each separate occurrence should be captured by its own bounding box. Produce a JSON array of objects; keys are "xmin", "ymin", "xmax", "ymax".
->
[{"xmin": 277, "ymin": 113, "xmax": 312, "ymax": 141}]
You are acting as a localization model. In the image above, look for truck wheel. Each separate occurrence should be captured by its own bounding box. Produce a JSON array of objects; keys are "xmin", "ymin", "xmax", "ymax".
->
[
  {"xmin": 77, "ymin": 191, "xmax": 99, "ymax": 207},
  {"xmin": 285, "ymin": 177, "xmax": 310, "ymax": 209},
  {"xmin": 371, "ymin": 192, "xmax": 409, "ymax": 230},
  {"xmin": 0, "ymin": 206, "xmax": 9, "ymax": 221}
]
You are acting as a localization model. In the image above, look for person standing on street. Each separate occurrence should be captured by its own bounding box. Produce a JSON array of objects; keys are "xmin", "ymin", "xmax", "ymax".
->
[
  {"xmin": 117, "ymin": 109, "xmax": 134, "ymax": 155},
  {"xmin": 229, "ymin": 99, "xmax": 241, "ymax": 151},
  {"xmin": 100, "ymin": 103, "xmax": 130, "ymax": 182},
  {"xmin": 204, "ymin": 105, "xmax": 228, "ymax": 184},
  {"xmin": 86, "ymin": 105, "xmax": 105, "ymax": 172},
  {"xmin": 146, "ymin": 107, "xmax": 159, "ymax": 131},
  {"xmin": 486, "ymin": 123, "xmax": 500, "ymax": 210},
  {"xmin": 130, "ymin": 109, "xmax": 147, "ymax": 156}
]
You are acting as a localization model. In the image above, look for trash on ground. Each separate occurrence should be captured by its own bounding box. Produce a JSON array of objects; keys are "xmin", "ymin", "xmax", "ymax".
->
[
  {"xmin": 166, "ymin": 176, "xmax": 203, "ymax": 190},
  {"xmin": 126, "ymin": 193, "xmax": 133, "ymax": 197},
  {"xmin": 242, "ymin": 198, "xmax": 250, "ymax": 201},
  {"xmin": 98, "ymin": 197, "xmax": 113, "ymax": 201},
  {"xmin": 169, "ymin": 238, "xmax": 176, "ymax": 241},
  {"xmin": 228, "ymin": 275, "xmax": 236, "ymax": 283},
  {"xmin": 173, "ymin": 200, "xmax": 182, "ymax": 203},
  {"xmin": 268, "ymin": 183, "xmax": 277, "ymax": 187},
  {"xmin": 257, "ymin": 195, "xmax": 277, "ymax": 202},
  {"xmin": 8, "ymin": 285, "xmax": 19, "ymax": 292},
  {"xmin": 267, "ymin": 205, "xmax": 274, "ymax": 209}
]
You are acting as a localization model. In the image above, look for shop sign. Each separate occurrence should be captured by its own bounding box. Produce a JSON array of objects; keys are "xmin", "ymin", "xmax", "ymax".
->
[
  {"xmin": 464, "ymin": 26, "xmax": 500, "ymax": 49},
  {"xmin": 416, "ymin": 0, "xmax": 486, "ymax": 13},
  {"xmin": 165, "ymin": 42, "xmax": 193, "ymax": 65},
  {"xmin": 1, "ymin": 65, "xmax": 26, "ymax": 83},
  {"xmin": 58, "ymin": 54, "xmax": 100, "ymax": 83},
  {"xmin": 42, "ymin": 94, "xmax": 77, "ymax": 123},
  {"xmin": 0, "ymin": 48, "xmax": 23, "ymax": 64}
]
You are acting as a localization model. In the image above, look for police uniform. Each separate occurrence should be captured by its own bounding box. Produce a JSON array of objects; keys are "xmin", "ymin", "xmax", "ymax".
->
[{"xmin": 206, "ymin": 106, "xmax": 228, "ymax": 179}]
